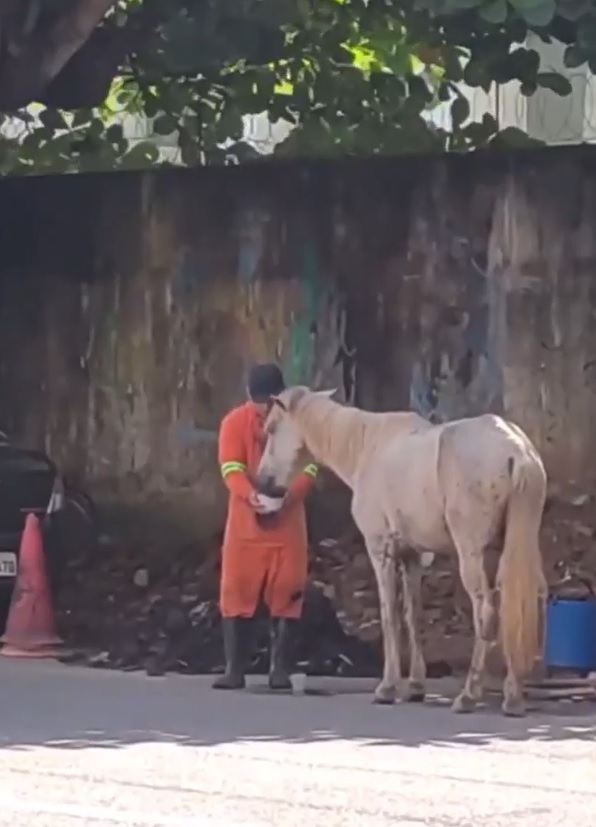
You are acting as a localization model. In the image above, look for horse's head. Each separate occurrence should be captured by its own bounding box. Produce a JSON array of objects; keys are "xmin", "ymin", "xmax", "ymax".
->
[{"xmin": 256, "ymin": 386, "xmax": 336, "ymax": 491}]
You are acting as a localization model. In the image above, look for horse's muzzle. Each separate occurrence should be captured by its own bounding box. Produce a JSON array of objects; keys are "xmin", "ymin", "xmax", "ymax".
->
[{"xmin": 255, "ymin": 476, "xmax": 287, "ymax": 499}]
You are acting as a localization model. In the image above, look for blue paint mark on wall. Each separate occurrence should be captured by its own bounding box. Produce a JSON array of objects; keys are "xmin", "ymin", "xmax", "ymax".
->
[{"xmin": 284, "ymin": 241, "xmax": 324, "ymax": 385}]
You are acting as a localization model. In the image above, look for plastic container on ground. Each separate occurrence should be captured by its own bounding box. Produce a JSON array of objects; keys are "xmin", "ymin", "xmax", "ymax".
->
[{"xmin": 544, "ymin": 597, "xmax": 596, "ymax": 673}]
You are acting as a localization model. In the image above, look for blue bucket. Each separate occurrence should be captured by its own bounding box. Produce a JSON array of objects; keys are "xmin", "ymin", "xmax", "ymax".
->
[{"xmin": 544, "ymin": 597, "xmax": 596, "ymax": 672}]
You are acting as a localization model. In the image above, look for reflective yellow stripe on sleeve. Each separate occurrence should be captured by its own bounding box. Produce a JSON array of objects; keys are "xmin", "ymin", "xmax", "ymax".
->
[
  {"xmin": 221, "ymin": 461, "xmax": 247, "ymax": 478},
  {"xmin": 303, "ymin": 463, "xmax": 318, "ymax": 478}
]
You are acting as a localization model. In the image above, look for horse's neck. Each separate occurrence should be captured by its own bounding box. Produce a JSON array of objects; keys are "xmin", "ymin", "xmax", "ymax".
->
[{"xmin": 295, "ymin": 398, "xmax": 380, "ymax": 488}]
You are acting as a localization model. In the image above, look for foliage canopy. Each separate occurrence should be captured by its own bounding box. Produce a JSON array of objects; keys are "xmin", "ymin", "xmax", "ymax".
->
[{"xmin": 0, "ymin": 0, "xmax": 593, "ymax": 174}]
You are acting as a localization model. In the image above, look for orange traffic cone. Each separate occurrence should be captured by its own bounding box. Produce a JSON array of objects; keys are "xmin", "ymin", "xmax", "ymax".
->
[{"xmin": 1, "ymin": 513, "xmax": 62, "ymax": 657}]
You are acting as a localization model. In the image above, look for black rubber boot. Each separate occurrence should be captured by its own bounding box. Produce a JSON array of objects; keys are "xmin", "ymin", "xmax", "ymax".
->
[
  {"xmin": 268, "ymin": 618, "xmax": 293, "ymax": 691},
  {"xmin": 212, "ymin": 618, "xmax": 250, "ymax": 690}
]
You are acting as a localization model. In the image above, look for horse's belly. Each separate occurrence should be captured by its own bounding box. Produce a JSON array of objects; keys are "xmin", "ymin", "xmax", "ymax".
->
[
  {"xmin": 383, "ymin": 486, "xmax": 448, "ymax": 550},
  {"xmin": 395, "ymin": 513, "xmax": 452, "ymax": 554},
  {"xmin": 357, "ymin": 438, "xmax": 451, "ymax": 553},
  {"xmin": 377, "ymin": 471, "xmax": 447, "ymax": 551}
]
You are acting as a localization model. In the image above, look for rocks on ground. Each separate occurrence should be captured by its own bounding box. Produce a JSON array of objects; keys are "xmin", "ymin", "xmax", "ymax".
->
[
  {"xmin": 55, "ymin": 530, "xmax": 385, "ymax": 678},
  {"xmin": 54, "ymin": 482, "xmax": 596, "ymax": 678}
]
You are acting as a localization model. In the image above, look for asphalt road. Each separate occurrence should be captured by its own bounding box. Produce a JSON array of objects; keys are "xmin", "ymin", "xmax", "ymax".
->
[{"xmin": 0, "ymin": 660, "xmax": 594, "ymax": 827}]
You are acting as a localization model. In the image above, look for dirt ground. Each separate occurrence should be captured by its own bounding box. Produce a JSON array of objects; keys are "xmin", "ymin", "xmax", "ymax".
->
[{"xmin": 52, "ymin": 482, "xmax": 596, "ymax": 677}]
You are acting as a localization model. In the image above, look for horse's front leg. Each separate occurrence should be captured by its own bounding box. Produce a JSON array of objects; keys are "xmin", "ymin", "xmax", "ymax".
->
[
  {"xmin": 399, "ymin": 551, "xmax": 427, "ymax": 703},
  {"xmin": 365, "ymin": 536, "xmax": 402, "ymax": 705}
]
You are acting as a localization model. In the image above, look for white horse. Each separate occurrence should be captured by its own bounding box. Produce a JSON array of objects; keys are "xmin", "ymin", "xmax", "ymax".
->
[{"xmin": 256, "ymin": 386, "xmax": 548, "ymax": 716}]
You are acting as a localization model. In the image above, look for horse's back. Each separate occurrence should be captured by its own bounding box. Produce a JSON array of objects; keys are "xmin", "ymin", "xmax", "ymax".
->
[
  {"xmin": 436, "ymin": 414, "xmax": 545, "ymax": 538},
  {"xmin": 358, "ymin": 427, "xmax": 449, "ymax": 550},
  {"xmin": 355, "ymin": 412, "xmax": 544, "ymax": 552},
  {"xmin": 438, "ymin": 413, "xmax": 544, "ymax": 483}
]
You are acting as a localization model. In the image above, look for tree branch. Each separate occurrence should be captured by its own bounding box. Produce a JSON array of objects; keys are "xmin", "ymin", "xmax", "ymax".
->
[
  {"xmin": 0, "ymin": 0, "xmax": 117, "ymax": 109},
  {"xmin": 39, "ymin": 0, "xmax": 118, "ymax": 83}
]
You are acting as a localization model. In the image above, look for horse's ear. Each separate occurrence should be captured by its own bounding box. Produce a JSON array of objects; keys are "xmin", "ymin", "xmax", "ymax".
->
[
  {"xmin": 271, "ymin": 395, "xmax": 287, "ymax": 412},
  {"xmin": 315, "ymin": 388, "xmax": 338, "ymax": 399},
  {"xmin": 275, "ymin": 386, "xmax": 309, "ymax": 412}
]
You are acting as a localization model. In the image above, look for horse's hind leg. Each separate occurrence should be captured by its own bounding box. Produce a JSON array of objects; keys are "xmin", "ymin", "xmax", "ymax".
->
[
  {"xmin": 453, "ymin": 551, "xmax": 496, "ymax": 713},
  {"xmin": 447, "ymin": 514, "xmax": 497, "ymax": 713},
  {"xmin": 365, "ymin": 535, "xmax": 402, "ymax": 705},
  {"xmin": 399, "ymin": 552, "xmax": 426, "ymax": 703}
]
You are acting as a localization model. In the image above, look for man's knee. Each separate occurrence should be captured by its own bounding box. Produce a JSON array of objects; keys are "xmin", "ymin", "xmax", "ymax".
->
[
  {"xmin": 220, "ymin": 592, "xmax": 257, "ymax": 618},
  {"xmin": 220, "ymin": 576, "xmax": 262, "ymax": 618},
  {"xmin": 266, "ymin": 584, "xmax": 305, "ymax": 618}
]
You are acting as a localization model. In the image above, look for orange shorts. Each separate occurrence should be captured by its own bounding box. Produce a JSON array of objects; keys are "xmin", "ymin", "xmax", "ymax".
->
[{"xmin": 219, "ymin": 542, "xmax": 307, "ymax": 619}]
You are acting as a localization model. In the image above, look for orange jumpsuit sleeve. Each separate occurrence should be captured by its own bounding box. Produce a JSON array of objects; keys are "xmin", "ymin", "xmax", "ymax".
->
[
  {"xmin": 218, "ymin": 411, "xmax": 254, "ymax": 502},
  {"xmin": 286, "ymin": 462, "xmax": 318, "ymax": 506}
]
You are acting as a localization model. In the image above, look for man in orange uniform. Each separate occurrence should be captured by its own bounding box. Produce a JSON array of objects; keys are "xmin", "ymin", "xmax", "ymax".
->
[{"xmin": 214, "ymin": 363, "xmax": 318, "ymax": 691}]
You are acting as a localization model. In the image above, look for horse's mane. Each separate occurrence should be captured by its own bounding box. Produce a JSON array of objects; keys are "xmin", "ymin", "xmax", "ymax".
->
[{"xmin": 292, "ymin": 393, "xmax": 426, "ymax": 485}]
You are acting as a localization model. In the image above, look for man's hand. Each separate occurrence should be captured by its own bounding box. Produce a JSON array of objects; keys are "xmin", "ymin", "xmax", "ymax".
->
[
  {"xmin": 250, "ymin": 490, "xmax": 288, "ymax": 515},
  {"xmin": 249, "ymin": 491, "xmax": 273, "ymax": 514}
]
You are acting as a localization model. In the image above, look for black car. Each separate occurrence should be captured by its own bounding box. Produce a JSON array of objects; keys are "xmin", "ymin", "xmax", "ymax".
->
[{"xmin": 0, "ymin": 431, "xmax": 66, "ymax": 593}]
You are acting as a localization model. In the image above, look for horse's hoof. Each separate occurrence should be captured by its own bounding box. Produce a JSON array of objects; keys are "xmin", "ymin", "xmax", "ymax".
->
[
  {"xmin": 403, "ymin": 681, "xmax": 426, "ymax": 703},
  {"xmin": 501, "ymin": 697, "xmax": 526, "ymax": 718},
  {"xmin": 373, "ymin": 684, "xmax": 398, "ymax": 705},
  {"xmin": 451, "ymin": 693, "xmax": 476, "ymax": 713},
  {"xmin": 373, "ymin": 696, "xmax": 396, "ymax": 706}
]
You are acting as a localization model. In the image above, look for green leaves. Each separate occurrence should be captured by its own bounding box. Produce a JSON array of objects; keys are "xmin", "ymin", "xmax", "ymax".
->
[
  {"xmin": 564, "ymin": 43, "xmax": 587, "ymax": 67},
  {"xmin": 451, "ymin": 94, "xmax": 470, "ymax": 127},
  {"xmin": 119, "ymin": 142, "xmax": 161, "ymax": 169},
  {"xmin": 491, "ymin": 125, "xmax": 545, "ymax": 146},
  {"xmin": 504, "ymin": 47, "xmax": 540, "ymax": 83},
  {"xmin": 1, "ymin": 0, "xmax": 593, "ymax": 176},
  {"xmin": 536, "ymin": 71, "xmax": 573, "ymax": 94},
  {"xmin": 509, "ymin": 0, "xmax": 556, "ymax": 22},
  {"xmin": 577, "ymin": 15, "xmax": 596, "ymax": 52},
  {"xmin": 38, "ymin": 108, "xmax": 68, "ymax": 131},
  {"xmin": 479, "ymin": 0, "xmax": 508, "ymax": 23},
  {"xmin": 518, "ymin": 0, "xmax": 556, "ymax": 25},
  {"xmin": 152, "ymin": 114, "xmax": 178, "ymax": 135},
  {"xmin": 557, "ymin": 0, "xmax": 593, "ymax": 19}
]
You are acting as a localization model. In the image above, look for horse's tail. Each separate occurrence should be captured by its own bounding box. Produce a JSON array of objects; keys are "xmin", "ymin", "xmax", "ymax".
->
[{"xmin": 497, "ymin": 453, "xmax": 548, "ymax": 679}]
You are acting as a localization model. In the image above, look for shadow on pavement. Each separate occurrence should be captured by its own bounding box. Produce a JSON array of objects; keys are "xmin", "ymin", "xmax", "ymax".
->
[{"xmin": 0, "ymin": 661, "xmax": 594, "ymax": 753}]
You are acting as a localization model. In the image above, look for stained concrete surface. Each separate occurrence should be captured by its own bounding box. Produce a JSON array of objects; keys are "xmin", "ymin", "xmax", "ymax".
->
[{"xmin": 0, "ymin": 660, "xmax": 594, "ymax": 826}]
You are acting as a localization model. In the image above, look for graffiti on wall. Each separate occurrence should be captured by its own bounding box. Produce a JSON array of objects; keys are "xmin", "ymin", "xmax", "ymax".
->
[
  {"xmin": 408, "ymin": 237, "xmax": 503, "ymax": 422},
  {"xmin": 284, "ymin": 241, "xmax": 322, "ymax": 385},
  {"xmin": 282, "ymin": 239, "xmax": 356, "ymax": 401}
]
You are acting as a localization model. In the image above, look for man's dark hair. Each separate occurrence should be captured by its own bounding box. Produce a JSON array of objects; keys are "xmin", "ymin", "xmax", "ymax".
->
[{"xmin": 247, "ymin": 363, "xmax": 286, "ymax": 403}]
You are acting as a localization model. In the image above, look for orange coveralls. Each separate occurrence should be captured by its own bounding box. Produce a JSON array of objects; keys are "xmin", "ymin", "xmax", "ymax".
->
[{"xmin": 218, "ymin": 401, "xmax": 317, "ymax": 619}]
